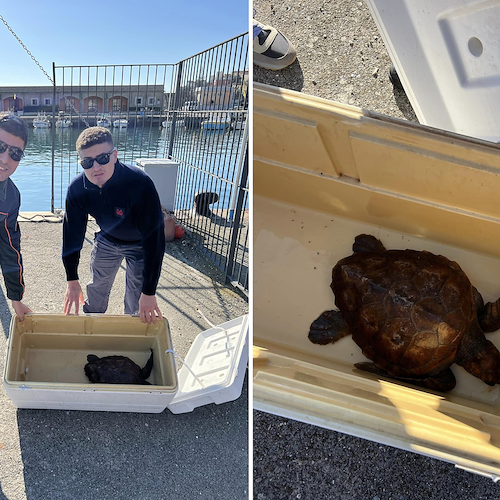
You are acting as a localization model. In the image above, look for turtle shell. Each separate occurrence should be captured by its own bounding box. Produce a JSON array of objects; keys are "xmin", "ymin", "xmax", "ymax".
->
[
  {"xmin": 332, "ymin": 249, "xmax": 475, "ymax": 378},
  {"xmin": 84, "ymin": 350, "xmax": 153, "ymax": 385}
]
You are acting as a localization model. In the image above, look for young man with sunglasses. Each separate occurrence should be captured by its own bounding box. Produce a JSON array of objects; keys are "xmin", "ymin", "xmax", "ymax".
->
[
  {"xmin": 62, "ymin": 127, "xmax": 165, "ymax": 324},
  {"xmin": 0, "ymin": 113, "xmax": 32, "ymax": 321}
]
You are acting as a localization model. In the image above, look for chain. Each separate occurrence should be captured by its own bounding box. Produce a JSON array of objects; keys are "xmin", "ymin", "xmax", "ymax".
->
[
  {"xmin": 0, "ymin": 14, "xmax": 54, "ymax": 85},
  {"xmin": 0, "ymin": 14, "xmax": 95, "ymax": 128},
  {"xmin": 64, "ymin": 97, "xmax": 90, "ymax": 128}
]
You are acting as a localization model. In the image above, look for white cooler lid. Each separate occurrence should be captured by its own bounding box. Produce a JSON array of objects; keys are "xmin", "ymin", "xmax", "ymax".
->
[
  {"xmin": 366, "ymin": 0, "xmax": 500, "ymax": 142},
  {"xmin": 167, "ymin": 314, "xmax": 249, "ymax": 414}
]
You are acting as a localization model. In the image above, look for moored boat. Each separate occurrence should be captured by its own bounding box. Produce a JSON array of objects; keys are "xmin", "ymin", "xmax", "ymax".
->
[
  {"xmin": 33, "ymin": 112, "xmax": 51, "ymax": 128},
  {"xmin": 56, "ymin": 118, "xmax": 72, "ymax": 128},
  {"xmin": 113, "ymin": 119, "xmax": 128, "ymax": 128},
  {"xmin": 201, "ymin": 113, "xmax": 231, "ymax": 131},
  {"xmin": 97, "ymin": 115, "xmax": 111, "ymax": 127}
]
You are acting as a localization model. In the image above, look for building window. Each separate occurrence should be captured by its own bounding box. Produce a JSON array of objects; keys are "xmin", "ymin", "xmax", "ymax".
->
[
  {"xmin": 112, "ymin": 98, "xmax": 122, "ymax": 112},
  {"xmin": 31, "ymin": 98, "xmax": 39, "ymax": 106},
  {"xmin": 65, "ymin": 97, "xmax": 75, "ymax": 111},
  {"xmin": 88, "ymin": 98, "xmax": 97, "ymax": 112},
  {"xmin": 44, "ymin": 98, "xmax": 51, "ymax": 106},
  {"xmin": 136, "ymin": 97, "xmax": 143, "ymax": 106},
  {"xmin": 148, "ymin": 97, "xmax": 155, "ymax": 106}
]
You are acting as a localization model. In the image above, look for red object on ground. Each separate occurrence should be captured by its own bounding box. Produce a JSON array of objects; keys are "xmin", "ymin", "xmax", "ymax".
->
[{"xmin": 174, "ymin": 224, "xmax": 185, "ymax": 239}]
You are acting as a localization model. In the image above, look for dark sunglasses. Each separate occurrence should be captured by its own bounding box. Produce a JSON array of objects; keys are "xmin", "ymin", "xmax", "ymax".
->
[
  {"xmin": 0, "ymin": 140, "xmax": 24, "ymax": 162},
  {"xmin": 78, "ymin": 148, "xmax": 116, "ymax": 170}
]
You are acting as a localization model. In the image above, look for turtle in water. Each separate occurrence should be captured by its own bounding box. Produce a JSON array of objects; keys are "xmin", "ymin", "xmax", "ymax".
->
[
  {"xmin": 308, "ymin": 234, "xmax": 500, "ymax": 391},
  {"xmin": 84, "ymin": 349, "xmax": 154, "ymax": 385}
]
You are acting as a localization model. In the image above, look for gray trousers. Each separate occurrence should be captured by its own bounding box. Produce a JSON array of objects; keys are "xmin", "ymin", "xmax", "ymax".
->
[{"xmin": 82, "ymin": 232, "xmax": 144, "ymax": 315}]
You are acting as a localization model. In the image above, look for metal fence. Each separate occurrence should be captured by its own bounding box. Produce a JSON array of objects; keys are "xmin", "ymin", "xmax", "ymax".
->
[{"xmin": 51, "ymin": 33, "xmax": 249, "ymax": 295}]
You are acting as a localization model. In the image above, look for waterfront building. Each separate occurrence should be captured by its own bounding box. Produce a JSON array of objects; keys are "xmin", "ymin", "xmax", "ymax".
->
[{"xmin": 0, "ymin": 85, "xmax": 167, "ymax": 114}]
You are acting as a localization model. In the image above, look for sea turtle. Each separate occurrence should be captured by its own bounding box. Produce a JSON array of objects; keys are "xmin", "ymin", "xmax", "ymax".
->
[
  {"xmin": 308, "ymin": 234, "xmax": 500, "ymax": 391},
  {"xmin": 84, "ymin": 349, "xmax": 154, "ymax": 385}
]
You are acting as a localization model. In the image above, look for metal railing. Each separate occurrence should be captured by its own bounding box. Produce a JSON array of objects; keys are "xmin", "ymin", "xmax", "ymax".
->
[{"xmin": 51, "ymin": 33, "xmax": 249, "ymax": 295}]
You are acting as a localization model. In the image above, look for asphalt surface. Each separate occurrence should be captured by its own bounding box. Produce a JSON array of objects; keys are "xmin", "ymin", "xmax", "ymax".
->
[
  {"xmin": 0, "ymin": 220, "xmax": 248, "ymax": 500},
  {"xmin": 253, "ymin": 0, "xmax": 500, "ymax": 498}
]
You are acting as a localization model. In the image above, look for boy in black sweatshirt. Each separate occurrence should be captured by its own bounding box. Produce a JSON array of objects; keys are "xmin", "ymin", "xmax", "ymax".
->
[
  {"xmin": 62, "ymin": 127, "xmax": 165, "ymax": 324},
  {"xmin": 0, "ymin": 113, "xmax": 32, "ymax": 321}
]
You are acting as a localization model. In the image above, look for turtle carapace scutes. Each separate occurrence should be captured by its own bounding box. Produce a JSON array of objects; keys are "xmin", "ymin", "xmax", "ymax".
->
[
  {"xmin": 308, "ymin": 234, "xmax": 500, "ymax": 392},
  {"xmin": 84, "ymin": 349, "xmax": 154, "ymax": 385}
]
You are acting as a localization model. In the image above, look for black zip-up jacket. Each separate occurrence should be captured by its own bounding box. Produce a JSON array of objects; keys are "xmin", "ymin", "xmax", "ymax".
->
[
  {"xmin": 62, "ymin": 160, "xmax": 165, "ymax": 295},
  {"xmin": 0, "ymin": 178, "xmax": 24, "ymax": 301}
]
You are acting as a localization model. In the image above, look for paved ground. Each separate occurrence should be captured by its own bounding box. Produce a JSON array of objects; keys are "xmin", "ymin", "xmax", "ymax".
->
[
  {"xmin": 253, "ymin": 0, "xmax": 500, "ymax": 498},
  {"xmin": 0, "ymin": 219, "xmax": 248, "ymax": 500}
]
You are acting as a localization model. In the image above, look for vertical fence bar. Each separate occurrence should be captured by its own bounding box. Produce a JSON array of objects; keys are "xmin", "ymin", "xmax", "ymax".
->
[
  {"xmin": 51, "ymin": 62, "xmax": 56, "ymax": 213},
  {"xmin": 226, "ymin": 146, "xmax": 248, "ymax": 284},
  {"xmin": 168, "ymin": 61, "xmax": 183, "ymax": 158}
]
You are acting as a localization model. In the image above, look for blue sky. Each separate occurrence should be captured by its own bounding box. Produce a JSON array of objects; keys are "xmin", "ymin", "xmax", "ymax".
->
[{"xmin": 0, "ymin": 0, "xmax": 249, "ymax": 86}]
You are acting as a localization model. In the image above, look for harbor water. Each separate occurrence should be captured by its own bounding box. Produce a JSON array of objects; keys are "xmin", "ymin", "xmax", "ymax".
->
[{"xmin": 14, "ymin": 122, "xmax": 246, "ymax": 213}]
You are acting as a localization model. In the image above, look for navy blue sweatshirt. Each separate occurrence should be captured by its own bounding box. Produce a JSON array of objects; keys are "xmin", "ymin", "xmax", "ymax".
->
[
  {"xmin": 0, "ymin": 179, "xmax": 24, "ymax": 301},
  {"xmin": 62, "ymin": 160, "xmax": 165, "ymax": 295}
]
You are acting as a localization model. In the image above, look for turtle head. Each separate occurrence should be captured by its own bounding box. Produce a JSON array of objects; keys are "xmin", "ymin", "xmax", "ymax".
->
[
  {"xmin": 84, "ymin": 361, "xmax": 100, "ymax": 383},
  {"xmin": 352, "ymin": 234, "xmax": 386, "ymax": 254}
]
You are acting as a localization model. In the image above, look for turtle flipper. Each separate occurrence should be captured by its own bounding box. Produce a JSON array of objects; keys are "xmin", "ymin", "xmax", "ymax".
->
[
  {"xmin": 457, "ymin": 337, "xmax": 500, "ymax": 386},
  {"xmin": 478, "ymin": 297, "xmax": 500, "ymax": 333},
  {"xmin": 140, "ymin": 349, "xmax": 154, "ymax": 381},
  {"xmin": 355, "ymin": 362, "xmax": 456, "ymax": 392},
  {"xmin": 352, "ymin": 234, "xmax": 386, "ymax": 253},
  {"xmin": 308, "ymin": 310, "xmax": 350, "ymax": 345}
]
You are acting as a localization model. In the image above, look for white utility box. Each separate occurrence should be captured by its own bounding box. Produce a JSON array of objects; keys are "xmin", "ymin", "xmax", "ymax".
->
[{"xmin": 136, "ymin": 158, "xmax": 179, "ymax": 212}]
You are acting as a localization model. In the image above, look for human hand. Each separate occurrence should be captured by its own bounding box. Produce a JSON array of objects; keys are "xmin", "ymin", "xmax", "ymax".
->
[
  {"xmin": 138, "ymin": 293, "xmax": 163, "ymax": 324},
  {"xmin": 63, "ymin": 280, "xmax": 85, "ymax": 315},
  {"xmin": 11, "ymin": 300, "xmax": 33, "ymax": 322}
]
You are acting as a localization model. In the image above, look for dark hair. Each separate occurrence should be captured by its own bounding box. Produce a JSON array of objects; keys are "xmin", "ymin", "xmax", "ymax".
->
[
  {"xmin": 0, "ymin": 112, "xmax": 28, "ymax": 148},
  {"xmin": 76, "ymin": 126, "xmax": 113, "ymax": 151}
]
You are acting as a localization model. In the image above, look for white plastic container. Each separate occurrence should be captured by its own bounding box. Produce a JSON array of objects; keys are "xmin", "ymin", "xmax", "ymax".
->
[{"xmin": 3, "ymin": 313, "xmax": 248, "ymax": 414}]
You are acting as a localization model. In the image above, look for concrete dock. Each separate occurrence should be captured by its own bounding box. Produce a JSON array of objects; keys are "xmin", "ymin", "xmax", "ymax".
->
[{"xmin": 0, "ymin": 218, "xmax": 248, "ymax": 500}]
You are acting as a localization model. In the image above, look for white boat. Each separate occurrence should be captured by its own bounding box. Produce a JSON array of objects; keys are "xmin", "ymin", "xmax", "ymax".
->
[
  {"xmin": 113, "ymin": 119, "xmax": 128, "ymax": 128},
  {"xmin": 97, "ymin": 115, "xmax": 111, "ymax": 127},
  {"xmin": 162, "ymin": 118, "xmax": 184, "ymax": 128},
  {"xmin": 56, "ymin": 118, "xmax": 72, "ymax": 128},
  {"xmin": 201, "ymin": 113, "xmax": 231, "ymax": 131},
  {"xmin": 33, "ymin": 112, "xmax": 51, "ymax": 128}
]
